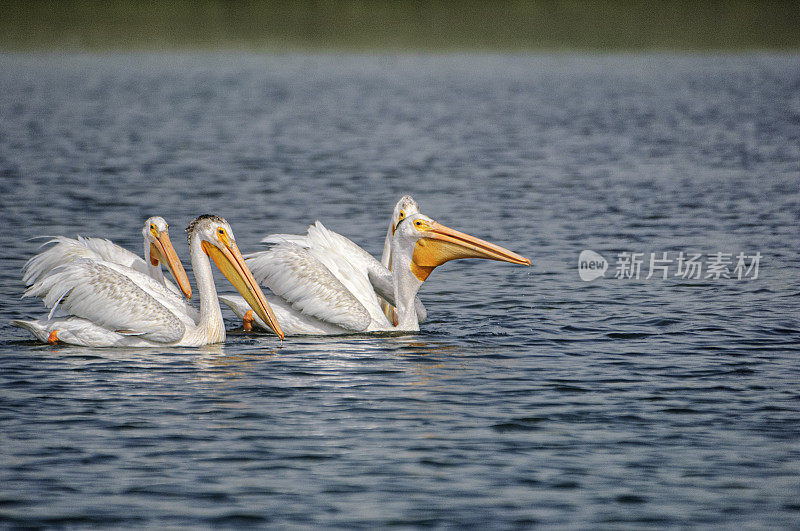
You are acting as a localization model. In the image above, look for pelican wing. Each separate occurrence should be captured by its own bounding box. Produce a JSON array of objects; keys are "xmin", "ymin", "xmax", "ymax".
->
[
  {"xmin": 315, "ymin": 226, "xmax": 431, "ymax": 325},
  {"xmin": 267, "ymin": 222, "xmax": 429, "ymax": 325},
  {"xmin": 263, "ymin": 222, "xmax": 382, "ymax": 278},
  {"xmin": 364, "ymin": 264, "xmax": 396, "ymax": 307},
  {"xmin": 77, "ymin": 236, "xmax": 142, "ymax": 268},
  {"xmin": 24, "ymin": 258, "xmax": 185, "ymax": 343},
  {"xmin": 246, "ymin": 243, "xmax": 371, "ymax": 332},
  {"xmin": 23, "ymin": 236, "xmax": 142, "ymax": 285},
  {"xmin": 220, "ymin": 294, "xmax": 349, "ymax": 336},
  {"xmin": 265, "ymin": 222, "xmax": 396, "ymax": 324},
  {"xmin": 12, "ymin": 317, "xmax": 149, "ymax": 347},
  {"xmin": 78, "ymin": 236, "xmax": 188, "ymax": 296},
  {"xmin": 22, "ymin": 235, "xmax": 186, "ymax": 297}
]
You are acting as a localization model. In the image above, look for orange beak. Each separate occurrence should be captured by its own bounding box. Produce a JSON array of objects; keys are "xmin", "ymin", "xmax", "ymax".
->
[
  {"xmin": 150, "ymin": 231, "xmax": 192, "ymax": 299},
  {"xmin": 410, "ymin": 221, "xmax": 531, "ymax": 281},
  {"xmin": 202, "ymin": 240, "xmax": 284, "ymax": 340}
]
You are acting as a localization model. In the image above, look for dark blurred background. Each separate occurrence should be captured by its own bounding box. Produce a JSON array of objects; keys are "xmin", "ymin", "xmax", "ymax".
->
[{"xmin": 2, "ymin": 0, "xmax": 800, "ymax": 51}]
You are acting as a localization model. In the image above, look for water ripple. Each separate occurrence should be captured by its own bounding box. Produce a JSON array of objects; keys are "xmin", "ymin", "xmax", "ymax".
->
[{"xmin": 0, "ymin": 53, "xmax": 799, "ymax": 528}]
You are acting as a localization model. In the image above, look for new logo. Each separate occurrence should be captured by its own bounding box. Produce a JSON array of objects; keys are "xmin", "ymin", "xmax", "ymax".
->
[{"xmin": 578, "ymin": 250, "xmax": 608, "ymax": 281}]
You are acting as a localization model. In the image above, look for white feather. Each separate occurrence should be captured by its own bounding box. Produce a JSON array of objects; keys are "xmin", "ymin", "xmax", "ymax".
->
[
  {"xmin": 15, "ymin": 215, "xmax": 280, "ymax": 347},
  {"xmin": 247, "ymin": 243, "xmax": 371, "ymax": 331},
  {"xmin": 23, "ymin": 258, "xmax": 186, "ymax": 344},
  {"xmin": 12, "ymin": 317, "xmax": 156, "ymax": 347},
  {"xmin": 219, "ymin": 295, "xmax": 347, "ymax": 336},
  {"xmin": 22, "ymin": 235, "xmax": 183, "ymax": 297},
  {"xmin": 243, "ymin": 222, "xmax": 412, "ymax": 335}
]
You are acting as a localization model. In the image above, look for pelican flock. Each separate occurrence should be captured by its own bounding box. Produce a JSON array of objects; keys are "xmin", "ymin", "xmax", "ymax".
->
[
  {"xmin": 13, "ymin": 215, "xmax": 282, "ymax": 346},
  {"xmin": 219, "ymin": 197, "xmax": 530, "ymax": 336},
  {"xmin": 15, "ymin": 198, "xmax": 530, "ymax": 346}
]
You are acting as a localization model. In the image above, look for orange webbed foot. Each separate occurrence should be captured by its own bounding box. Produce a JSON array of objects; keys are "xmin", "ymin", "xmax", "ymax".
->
[{"xmin": 243, "ymin": 310, "xmax": 254, "ymax": 332}]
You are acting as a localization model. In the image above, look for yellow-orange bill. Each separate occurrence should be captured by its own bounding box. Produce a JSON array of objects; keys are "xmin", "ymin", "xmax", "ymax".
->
[
  {"xmin": 203, "ymin": 240, "xmax": 284, "ymax": 340},
  {"xmin": 411, "ymin": 220, "xmax": 531, "ymax": 281},
  {"xmin": 151, "ymin": 232, "xmax": 193, "ymax": 299}
]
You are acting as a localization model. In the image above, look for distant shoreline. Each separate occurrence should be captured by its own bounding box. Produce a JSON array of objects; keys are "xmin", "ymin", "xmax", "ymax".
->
[{"xmin": 3, "ymin": 0, "xmax": 800, "ymax": 52}]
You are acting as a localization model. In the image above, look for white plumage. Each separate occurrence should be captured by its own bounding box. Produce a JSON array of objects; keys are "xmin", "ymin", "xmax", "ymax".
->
[
  {"xmin": 22, "ymin": 258, "xmax": 188, "ymax": 344},
  {"xmin": 22, "ymin": 216, "xmax": 191, "ymax": 299},
  {"xmin": 247, "ymin": 241, "xmax": 372, "ymax": 331},
  {"xmin": 23, "ymin": 235, "xmax": 141, "ymax": 285},
  {"xmin": 14, "ymin": 215, "xmax": 283, "ymax": 347},
  {"xmin": 221, "ymin": 200, "xmax": 531, "ymax": 336},
  {"xmin": 378, "ymin": 195, "xmax": 427, "ymax": 324}
]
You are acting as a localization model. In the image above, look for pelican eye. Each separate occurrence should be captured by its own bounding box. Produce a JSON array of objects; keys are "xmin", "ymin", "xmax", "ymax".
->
[
  {"xmin": 398, "ymin": 211, "xmax": 405, "ymax": 220},
  {"xmin": 217, "ymin": 226, "xmax": 232, "ymax": 243},
  {"xmin": 412, "ymin": 219, "xmax": 428, "ymax": 232}
]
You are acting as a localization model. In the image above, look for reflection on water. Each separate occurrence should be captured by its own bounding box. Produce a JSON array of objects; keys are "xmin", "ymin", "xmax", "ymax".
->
[
  {"xmin": 0, "ymin": 53, "xmax": 799, "ymax": 528},
  {"xmin": 191, "ymin": 349, "xmax": 280, "ymax": 385}
]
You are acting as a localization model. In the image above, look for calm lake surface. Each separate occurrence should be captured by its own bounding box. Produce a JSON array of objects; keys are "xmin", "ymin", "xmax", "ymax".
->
[{"xmin": 1, "ymin": 53, "xmax": 799, "ymax": 527}]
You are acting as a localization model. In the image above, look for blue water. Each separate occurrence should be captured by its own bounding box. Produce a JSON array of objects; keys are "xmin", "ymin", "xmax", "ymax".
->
[{"xmin": 1, "ymin": 53, "xmax": 799, "ymax": 527}]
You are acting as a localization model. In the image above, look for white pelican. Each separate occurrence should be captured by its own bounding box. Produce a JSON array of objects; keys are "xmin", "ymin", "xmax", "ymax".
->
[
  {"xmin": 22, "ymin": 216, "xmax": 192, "ymax": 300},
  {"xmin": 242, "ymin": 195, "xmax": 426, "ymax": 329},
  {"xmin": 220, "ymin": 209, "xmax": 530, "ymax": 335},
  {"xmin": 13, "ymin": 215, "xmax": 283, "ymax": 346},
  {"xmin": 379, "ymin": 195, "xmax": 426, "ymax": 324}
]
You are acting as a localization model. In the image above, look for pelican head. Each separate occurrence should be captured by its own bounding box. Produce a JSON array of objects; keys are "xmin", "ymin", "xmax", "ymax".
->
[
  {"xmin": 187, "ymin": 215, "xmax": 284, "ymax": 340},
  {"xmin": 143, "ymin": 216, "xmax": 192, "ymax": 299},
  {"xmin": 395, "ymin": 212, "xmax": 531, "ymax": 282},
  {"xmin": 391, "ymin": 195, "xmax": 420, "ymax": 235},
  {"xmin": 384, "ymin": 195, "xmax": 422, "ymax": 270}
]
